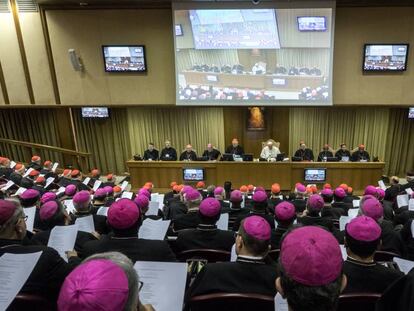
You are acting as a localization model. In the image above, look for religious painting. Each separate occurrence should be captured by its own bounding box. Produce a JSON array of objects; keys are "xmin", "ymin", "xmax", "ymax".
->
[{"xmin": 247, "ymin": 107, "xmax": 266, "ymax": 131}]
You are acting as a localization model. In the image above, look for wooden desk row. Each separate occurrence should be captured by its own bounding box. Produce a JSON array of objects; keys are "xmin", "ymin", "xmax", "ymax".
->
[{"xmin": 126, "ymin": 161, "xmax": 385, "ymax": 194}]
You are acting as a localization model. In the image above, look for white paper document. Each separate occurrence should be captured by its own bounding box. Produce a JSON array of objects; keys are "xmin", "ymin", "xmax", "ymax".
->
[
  {"xmin": 0, "ymin": 252, "xmax": 42, "ymax": 310},
  {"xmin": 96, "ymin": 206, "xmax": 109, "ymax": 217},
  {"xmin": 63, "ymin": 200, "xmax": 76, "ymax": 214},
  {"xmin": 51, "ymin": 162, "xmax": 59, "ymax": 172},
  {"xmin": 82, "ymin": 177, "xmax": 91, "ymax": 186},
  {"xmin": 394, "ymin": 257, "xmax": 414, "ymax": 275},
  {"xmin": 409, "ymin": 199, "xmax": 414, "ymax": 212},
  {"xmin": 146, "ymin": 201, "xmax": 160, "ymax": 216},
  {"xmin": 92, "ymin": 180, "xmax": 102, "ymax": 192},
  {"xmin": 2, "ymin": 180, "xmax": 14, "ymax": 191},
  {"xmin": 23, "ymin": 206, "xmax": 36, "ymax": 232},
  {"xmin": 406, "ymin": 188, "xmax": 414, "ymax": 196},
  {"xmin": 397, "ymin": 194, "xmax": 409, "ymax": 208},
  {"xmin": 348, "ymin": 208, "xmax": 359, "ymax": 219},
  {"xmin": 121, "ymin": 191, "xmax": 133, "ymax": 199},
  {"xmin": 56, "ymin": 186, "xmax": 66, "ymax": 196},
  {"xmin": 339, "ymin": 216, "xmax": 352, "ymax": 231},
  {"xmin": 120, "ymin": 181, "xmax": 129, "ymax": 191},
  {"xmin": 133, "ymin": 261, "xmax": 187, "ymax": 311},
  {"xmin": 352, "ymin": 200, "xmax": 360, "ymax": 208},
  {"xmin": 14, "ymin": 187, "xmax": 27, "ymax": 196},
  {"xmin": 45, "ymin": 177, "xmax": 55, "ymax": 189},
  {"xmin": 47, "ymin": 224, "xmax": 78, "ymax": 261},
  {"xmin": 274, "ymin": 293, "xmax": 288, "ymax": 311},
  {"xmin": 75, "ymin": 215, "xmax": 95, "ymax": 233},
  {"xmin": 138, "ymin": 219, "xmax": 170, "ymax": 240},
  {"xmin": 23, "ymin": 168, "xmax": 33, "ymax": 178},
  {"xmin": 378, "ymin": 180, "xmax": 387, "ymax": 190},
  {"xmin": 340, "ymin": 245, "xmax": 348, "ymax": 261},
  {"xmin": 216, "ymin": 213, "xmax": 229, "ymax": 231},
  {"xmin": 411, "ymin": 220, "xmax": 414, "ymax": 239},
  {"xmin": 230, "ymin": 244, "xmax": 237, "ymax": 262},
  {"xmin": 9, "ymin": 161, "xmax": 16, "ymax": 169}
]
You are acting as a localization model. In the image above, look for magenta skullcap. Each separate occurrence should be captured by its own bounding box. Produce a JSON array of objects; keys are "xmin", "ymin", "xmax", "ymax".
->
[
  {"xmin": 199, "ymin": 197, "xmax": 221, "ymax": 217},
  {"xmin": 321, "ymin": 188, "xmax": 333, "ymax": 197},
  {"xmin": 346, "ymin": 216, "xmax": 381, "ymax": 242},
  {"xmin": 138, "ymin": 188, "xmax": 150, "ymax": 198},
  {"xmin": 253, "ymin": 190, "xmax": 267, "ymax": 203},
  {"xmin": 0, "ymin": 200, "xmax": 17, "ymax": 225},
  {"xmin": 361, "ymin": 198, "xmax": 383, "ymax": 221},
  {"xmin": 307, "ymin": 194, "xmax": 324, "ymax": 210},
  {"xmin": 181, "ymin": 185, "xmax": 193, "ymax": 195},
  {"xmin": 134, "ymin": 195, "xmax": 149, "ymax": 210},
  {"xmin": 281, "ymin": 226, "xmax": 343, "ymax": 286},
  {"xmin": 230, "ymin": 190, "xmax": 243, "ymax": 202},
  {"xmin": 94, "ymin": 188, "xmax": 107, "ymax": 199},
  {"xmin": 73, "ymin": 190, "xmax": 90, "ymax": 204},
  {"xmin": 295, "ymin": 184, "xmax": 306, "ymax": 193},
  {"xmin": 108, "ymin": 198, "xmax": 140, "ymax": 229},
  {"xmin": 255, "ymin": 186, "xmax": 265, "ymax": 192},
  {"xmin": 65, "ymin": 184, "xmax": 77, "ymax": 196},
  {"xmin": 57, "ymin": 259, "xmax": 129, "ymax": 311},
  {"xmin": 364, "ymin": 185, "xmax": 377, "ymax": 196},
  {"xmin": 20, "ymin": 189, "xmax": 40, "ymax": 200},
  {"xmin": 214, "ymin": 186, "xmax": 224, "ymax": 196},
  {"xmin": 334, "ymin": 187, "xmax": 346, "ymax": 199},
  {"xmin": 376, "ymin": 188, "xmax": 385, "ymax": 200},
  {"xmin": 40, "ymin": 192, "xmax": 56, "ymax": 204},
  {"xmin": 40, "ymin": 201, "xmax": 59, "ymax": 221},
  {"xmin": 275, "ymin": 202, "xmax": 296, "ymax": 221},
  {"xmin": 242, "ymin": 215, "xmax": 271, "ymax": 240},
  {"xmin": 104, "ymin": 186, "xmax": 113, "ymax": 195},
  {"xmin": 185, "ymin": 189, "xmax": 201, "ymax": 201}
]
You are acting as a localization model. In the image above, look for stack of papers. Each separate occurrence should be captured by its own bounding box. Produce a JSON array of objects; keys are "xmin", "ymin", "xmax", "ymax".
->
[
  {"xmin": 47, "ymin": 225, "xmax": 78, "ymax": 262},
  {"xmin": 138, "ymin": 219, "xmax": 170, "ymax": 240}
]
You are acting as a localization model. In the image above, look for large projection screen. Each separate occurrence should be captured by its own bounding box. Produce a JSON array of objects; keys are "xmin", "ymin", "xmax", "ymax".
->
[{"xmin": 173, "ymin": 2, "xmax": 335, "ymax": 106}]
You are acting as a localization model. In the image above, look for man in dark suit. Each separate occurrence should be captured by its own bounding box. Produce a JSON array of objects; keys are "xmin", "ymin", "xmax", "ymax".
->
[
  {"xmin": 176, "ymin": 198, "xmax": 235, "ymax": 253},
  {"xmin": 160, "ymin": 140, "xmax": 177, "ymax": 161},
  {"xmin": 187, "ymin": 216, "xmax": 277, "ymax": 299},
  {"xmin": 335, "ymin": 143, "xmax": 351, "ymax": 161},
  {"xmin": 228, "ymin": 190, "xmax": 250, "ymax": 230},
  {"xmin": 202, "ymin": 143, "xmax": 221, "ymax": 161},
  {"xmin": 0, "ymin": 157, "xmax": 13, "ymax": 179},
  {"xmin": 331, "ymin": 187, "xmax": 352, "ymax": 214},
  {"xmin": 272, "ymin": 201, "xmax": 296, "ymax": 249},
  {"xmin": 225, "ymin": 138, "xmax": 244, "ymax": 156},
  {"xmin": 321, "ymin": 188, "xmax": 347, "ymax": 220},
  {"xmin": 82, "ymin": 198, "xmax": 176, "ymax": 262},
  {"xmin": 343, "ymin": 216, "xmax": 403, "ymax": 294},
  {"xmin": 294, "ymin": 141, "xmax": 314, "ymax": 161},
  {"xmin": 143, "ymin": 143, "xmax": 159, "ymax": 161},
  {"xmin": 172, "ymin": 189, "xmax": 203, "ymax": 231},
  {"xmin": 28, "ymin": 155, "xmax": 42, "ymax": 171},
  {"xmin": 351, "ymin": 144, "xmax": 370, "ymax": 162},
  {"xmin": 317, "ymin": 144, "xmax": 334, "ymax": 162},
  {"xmin": 179, "ymin": 144, "xmax": 197, "ymax": 161}
]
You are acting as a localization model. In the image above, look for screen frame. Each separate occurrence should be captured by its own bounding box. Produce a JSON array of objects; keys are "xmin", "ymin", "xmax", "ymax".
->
[
  {"xmin": 102, "ymin": 45, "xmax": 147, "ymax": 73},
  {"xmin": 172, "ymin": 1, "xmax": 336, "ymax": 106},
  {"xmin": 304, "ymin": 168, "xmax": 327, "ymax": 183},
  {"xmin": 182, "ymin": 168, "xmax": 205, "ymax": 181},
  {"xmin": 296, "ymin": 16, "xmax": 327, "ymax": 32},
  {"xmin": 362, "ymin": 43, "xmax": 409, "ymax": 72},
  {"xmin": 81, "ymin": 107, "xmax": 110, "ymax": 118}
]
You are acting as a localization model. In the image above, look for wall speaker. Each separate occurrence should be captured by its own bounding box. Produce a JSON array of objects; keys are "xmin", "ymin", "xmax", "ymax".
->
[{"xmin": 68, "ymin": 49, "xmax": 84, "ymax": 71}]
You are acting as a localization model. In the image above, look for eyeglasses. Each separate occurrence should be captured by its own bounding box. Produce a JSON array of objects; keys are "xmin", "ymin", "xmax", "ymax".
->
[{"xmin": 138, "ymin": 281, "xmax": 144, "ymax": 292}]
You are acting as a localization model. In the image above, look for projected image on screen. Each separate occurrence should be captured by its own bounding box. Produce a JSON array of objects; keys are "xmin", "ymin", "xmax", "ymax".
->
[
  {"xmin": 363, "ymin": 44, "xmax": 408, "ymax": 71},
  {"xmin": 103, "ymin": 46, "xmax": 146, "ymax": 72},
  {"xmin": 174, "ymin": 6, "xmax": 334, "ymax": 105}
]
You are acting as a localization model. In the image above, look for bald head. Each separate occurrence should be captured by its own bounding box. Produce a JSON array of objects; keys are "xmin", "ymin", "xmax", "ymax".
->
[{"xmin": 186, "ymin": 144, "xmax": 192, "ymax": 152}]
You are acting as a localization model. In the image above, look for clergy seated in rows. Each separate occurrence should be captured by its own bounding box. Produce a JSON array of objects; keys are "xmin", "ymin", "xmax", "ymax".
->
[
  {"xmin": 186, "ymin": 216, "xmax": 278, "ymax": 299},
  {"xmin": 69, "ymin": 190, "xmax": 109, "ymax": 235},
  {"xmin": 232, "ymin": 190, "xmax": 275, "ymax": 232},
  {"xmin": 171, "ymin": 188, "xmax": 203, "ymax": 232},
  {"xmin": 359, "ymin": 195, "xmax": 404, "ymax": 255},
  {"xmin": 276, "ymin": 226, "xmax": 347, "ymax": 311},
  {"xmin": 176, "ymin": 198, "xmax": 235, "ymax": 253},
  {"xmin": 271, "ymin": 201, "xmax": 296, "ymax": 249},
  {"xmin": 320, "ymin": 188, "xmax": 347, "ymax": 220},
  {"xmin": 32, "ymin": 200, "xmax": 97, "ymax": 258},
  {"xmin": 343, "ymin": 216, "xmax": 403, "ymax": 294},
  {"xmin": 0, "ymin": 199, "xmax": 78, "ymax": 301},
  {"xmin": 58, "ymin": 252, "xmax": 154, "ymax": 311},
  {"xmin": 332, "ymin": 186, "xmax": 353, "ymax": 212},
  {"xmin": 81, "ymin": 198, "xmax": 176, "ymax": 262},
  {"xmin": 18, "ymin": 188, "xmax": 44, "ymax": 232},
  {"xmin": 213, "ymin": 186, "xmax": 230, "ymax": 212},
  {"xmin": 291, "ymin": 183, "xmax": 307, "ymax": 214},
  {"xmin": 228, "ymin": 190, "xmax": 250, "ymax": 225},
  {"xmin": 267, "ymin": 183, "xmax": 283, "ymax": 215},
  {"xmin": 28, "ymin": 155, "xmax": 42, "ymax": 171}
]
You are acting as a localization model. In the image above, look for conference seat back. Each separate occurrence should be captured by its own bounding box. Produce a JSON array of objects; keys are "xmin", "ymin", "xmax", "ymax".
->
[
  {"xmin": 177, "ymin": 249, "xmax": 231, "ymax": 263},
  {"xmin": 188, "ymin": 292, "xmax": 274, "ymax": 311},
  {"xmin": 7, "ymin": 294, "xmax": 56, "ymax": 311},
  {"xmin": 337, "ymin": 293, "xmax": 381, "ymax": 311},
  {"xmin": 374, "ymin": 250, "xmax": 400, "ymax": 262}
]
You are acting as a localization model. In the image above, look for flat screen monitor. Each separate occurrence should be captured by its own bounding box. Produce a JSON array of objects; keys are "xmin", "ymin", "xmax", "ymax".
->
[
  {"xmin": 175, "ymin": 24, "xmax": 183, "ymax": 36},
  {"xmin": 363, "ymin": 44, "xmax": 409, "ymax": 71},
  {"xmin": 297, "ymin": 16, "xmax": 327, "ymax": 31},
  {"xmin": 81, "ymin": 107, "xmax": 109, "ymax": 118},
  {"xmin": 183, "ymin": 168, "xmax": 205, "ymax": 181},
  {"xmin": 102, "ymin": 45, "xmax": 147, "ymax": 72},
  {"xmin": 304, "ymin": 168, "xmax": 326, "ymax": 182},
  {"xmin": 409, "ymin": 107, "xmax": 414, "ymax": 119}
]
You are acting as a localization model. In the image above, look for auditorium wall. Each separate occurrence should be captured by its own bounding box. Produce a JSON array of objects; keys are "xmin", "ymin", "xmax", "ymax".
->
[{"xmin": 0, "ymin": 7, "xmax": 414, "ymax": 105}]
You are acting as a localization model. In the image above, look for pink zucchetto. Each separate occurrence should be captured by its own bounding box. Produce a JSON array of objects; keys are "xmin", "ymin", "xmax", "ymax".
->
[
  {"xmin": 321, "ymin": 188, "xmax": 333, "ymax": 197},
  {"xmin": 134, "ymin": 195, "xmax": 149, "ymax": 210},
  {"xmin": 40, "ymin": 192, "xmax": 57, "ymax": 204},
  {"xmin": 214, "ymin": 187, "xmax": 224, "ymax": 196},
  {"xmin": 346, "ymin": 216, "xmax": 381, "ymax": 242},
  {"xmin": 364, "ymin": 185, "xmax": 377, "ymax": 196},
  {"xmin": 252, "ymin": 191, "xmax": 267, "ymax": 203},
  {"xmin": 280, "ymin": 226, "xmax": 343, "ymax": 287},
  {"xmin": 334, "ymin": 187, "xmax": 346, "ymax": 199},
  {"xmin": 57, "ymin": 259, "xmax": 129, "ymax": 311},
  {"xmin": 275, "ymin": 202, "xmax": 296, "ymax": 221},
  {"xmin": 0, "ymin": 200, "xmax": 16, "ymax": 225},
  {"xmin": 295, "ymin": 184, "xmax": 306, "ymax": 193},
  {"xmin": 230, "ymin": 190, "xmax": 243, "ymax": 202},
  {"xmin": 307, "ymin": 194, "xmax": 324, "ymax": 210},
  {"xmin": 73, "ymin": 190, "xmax": 90, "ymax": 204},
  {"xmin": 361, "ymin": 197, "xmax": 383, "ymax": 221},
  {"xmin": 199, "ymin": 198, "xmax": 221, "ymax": 217},
  {"xmin": 107, "ymin": 199, "xmax": 140, "ymax": 230},
  {"xmin": 185, "ymin": 189, "xmax": 201, "ymax": 201},
  {"xmin": 65, "ymin": 184, "xmax": 77, "ymax": 196},
  {"xmin": 242, "ymin": 215, "xmax": 271, "ymax": 241},
  {"xmin": 39, "ymin": 201, "xmax": 59, "ymax": 221},
  {"xmin": 20, "ymin": 189, "xmax": 40, "ymax": 200}
]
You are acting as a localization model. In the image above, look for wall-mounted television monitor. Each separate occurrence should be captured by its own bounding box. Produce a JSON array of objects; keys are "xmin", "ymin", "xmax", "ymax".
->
[
  {"xmin": 363, "ymin": 44, "xmax": 409, "ymax": 71},
  {"xmin": 183, "ymin": 168, "xmax": 204, "ymax": 181},
  {"xmin": 297, "ymin": 16, "xmax": 327, "ymax": 31},
  {"xmin": 409, "ymin": 107, "xmax": 414, "ymax": 119},
  {"xmin": 304, "ymin": 168, "xmax": 326, "ymax": 182},
  {"xmin": 81, "ymin": 107, "xmax": 109, "ymax": 118},
  {"xmin": 175, "ymin": 24, "xmax": 183, "ymax": 36},
  {"xmin": 102, "ymin": 45, "xmax": 147, "ymax": 72}
]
